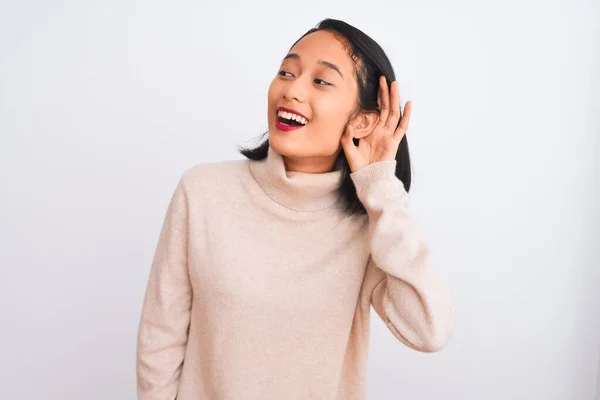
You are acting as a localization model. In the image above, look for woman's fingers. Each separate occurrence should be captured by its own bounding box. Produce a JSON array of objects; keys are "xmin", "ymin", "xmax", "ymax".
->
[
  {"xmin": 385, "ymin": 80, "xmax": 401, "ymax": 131},
  {"xmin": 394, "ymin": 100, "xmax": 412, "ymax": 141},
  {"xmin": 378, "ymin": 77, "xmax": 402, "ymax": 135},
  {"xmin": 341, "ymin": 124, "xmax": 362, "ymax": 168},
  {"xmin": 378, "ymin": 76, "xmax": 390, "ymax": 126}
]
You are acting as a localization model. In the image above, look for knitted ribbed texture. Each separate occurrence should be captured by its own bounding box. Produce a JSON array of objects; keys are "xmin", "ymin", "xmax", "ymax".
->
[{"xmin": 136, "ymin": 145, "xmax": 455, "ymax": 400}]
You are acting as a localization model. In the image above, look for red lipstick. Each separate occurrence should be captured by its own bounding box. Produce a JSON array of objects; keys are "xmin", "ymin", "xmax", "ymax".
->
[
  {"xmin": 275, "ymin": 106, "xmax": 309, "ymax": 132},
  {"xmin": 277, "ymin": 106, "xmax": 309, "ymax": 121}
]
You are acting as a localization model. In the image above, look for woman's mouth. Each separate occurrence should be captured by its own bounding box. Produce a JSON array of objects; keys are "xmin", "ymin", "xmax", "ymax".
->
[{"xmin": 275, "ymin": 108, "xmax": 309, "ymax": 132}]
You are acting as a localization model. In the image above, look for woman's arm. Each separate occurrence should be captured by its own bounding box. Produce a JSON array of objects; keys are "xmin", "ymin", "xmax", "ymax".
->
[
  {"xmin": 351, "ymin": 160, "xmax": 455, "ymax": 353},
  {"xmin": 137, "ymin": 177, "xmax": 192, "ymax": 399}
]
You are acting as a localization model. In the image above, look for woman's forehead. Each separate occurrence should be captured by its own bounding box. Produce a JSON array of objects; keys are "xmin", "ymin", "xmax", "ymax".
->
[{"xmin": 288, "ymin": 31, "xmax": 354, "ymax": 71}]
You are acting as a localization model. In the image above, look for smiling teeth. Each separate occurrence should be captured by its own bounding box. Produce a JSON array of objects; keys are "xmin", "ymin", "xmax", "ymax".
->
[{"xmin": 277, "ymin": 110, "xmax": 308, "ymax": 125}]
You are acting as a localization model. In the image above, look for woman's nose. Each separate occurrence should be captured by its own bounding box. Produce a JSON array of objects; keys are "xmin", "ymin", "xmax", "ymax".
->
[{"xmin": 283, "ymin": 78, "xmax": 307, "ymax": 103}]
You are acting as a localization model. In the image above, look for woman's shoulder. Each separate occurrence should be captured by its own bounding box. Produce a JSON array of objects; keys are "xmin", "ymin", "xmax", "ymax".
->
[
  {"xmin": 177, "ymin": 157, "xmax": 249, "ymax": 198},
  {"xmin": 182, "ymin": 157, "xmax": 246, "ymax": 179}
]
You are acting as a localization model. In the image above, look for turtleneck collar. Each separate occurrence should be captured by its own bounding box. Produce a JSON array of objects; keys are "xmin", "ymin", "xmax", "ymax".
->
[{"xmin": 248, "ymin": 144, "xmax": 343, "ymax": 212}]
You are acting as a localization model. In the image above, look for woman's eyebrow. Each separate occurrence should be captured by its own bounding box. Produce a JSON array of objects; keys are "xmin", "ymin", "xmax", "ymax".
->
[{"xmin": 283, "ymin": 53, "xmax": 344, "ymax": 79}]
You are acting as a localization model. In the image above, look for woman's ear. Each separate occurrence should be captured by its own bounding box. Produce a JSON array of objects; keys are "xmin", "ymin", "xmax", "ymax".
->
[{"xmin": 348, "ymin": 111, "xmax": 379, "ymax": 139}]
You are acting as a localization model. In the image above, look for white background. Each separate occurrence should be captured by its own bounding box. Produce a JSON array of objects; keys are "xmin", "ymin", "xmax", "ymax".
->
[{"xmin": 1, "ymin": 0, "xmax": 599, "ymax": 399}]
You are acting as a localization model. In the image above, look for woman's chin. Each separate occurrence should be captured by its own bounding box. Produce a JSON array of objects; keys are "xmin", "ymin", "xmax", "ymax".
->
[{"xmin": 269, "ymin": 136, "xmax": 301, "ymax": 156}]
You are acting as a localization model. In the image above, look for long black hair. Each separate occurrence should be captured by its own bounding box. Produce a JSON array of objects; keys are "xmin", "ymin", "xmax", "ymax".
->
[{"xmin": 238, "ymin": 18, "xmax": 411, "ymax": 216}]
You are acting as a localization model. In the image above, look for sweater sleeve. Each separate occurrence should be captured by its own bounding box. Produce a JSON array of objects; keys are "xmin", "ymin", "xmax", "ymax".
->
[
  {"xmin": 350, "ymin": 160, "xmax": 455, "ymax": 353},
  {"xmin": 136, "ymin": 177, "xmax": 192, "ymax": 399}
]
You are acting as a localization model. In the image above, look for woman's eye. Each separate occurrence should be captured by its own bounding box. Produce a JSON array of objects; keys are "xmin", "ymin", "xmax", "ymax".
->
[
  {"xmin": 314, "ymin": 78, "xmax": 332, "ymax": 86},
  {"xmin": 278, "ymin": 70, "xmax": 293, "ymax": 77}
]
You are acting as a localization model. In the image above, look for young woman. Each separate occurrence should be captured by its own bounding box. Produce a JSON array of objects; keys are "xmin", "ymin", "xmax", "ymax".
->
[{"xmin": 136, "ymin": 18, "xmax": 455, "ymax": 400}]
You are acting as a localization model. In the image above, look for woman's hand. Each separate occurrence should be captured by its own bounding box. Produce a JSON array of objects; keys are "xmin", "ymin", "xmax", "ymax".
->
[{"xmin": 341, "ymin": 76, "xmax": 412, "ymax": 173}]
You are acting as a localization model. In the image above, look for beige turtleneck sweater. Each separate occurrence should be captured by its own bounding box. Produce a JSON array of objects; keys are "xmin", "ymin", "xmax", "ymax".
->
[{"xmin": 136, "ymin": 144, "xmax": 455, "ymax": 400}]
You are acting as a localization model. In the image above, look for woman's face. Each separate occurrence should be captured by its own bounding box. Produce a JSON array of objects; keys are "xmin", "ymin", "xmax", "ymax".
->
[{"xmin": 267, "ymin": 30, "xmax": 360, "ymax": 172}]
